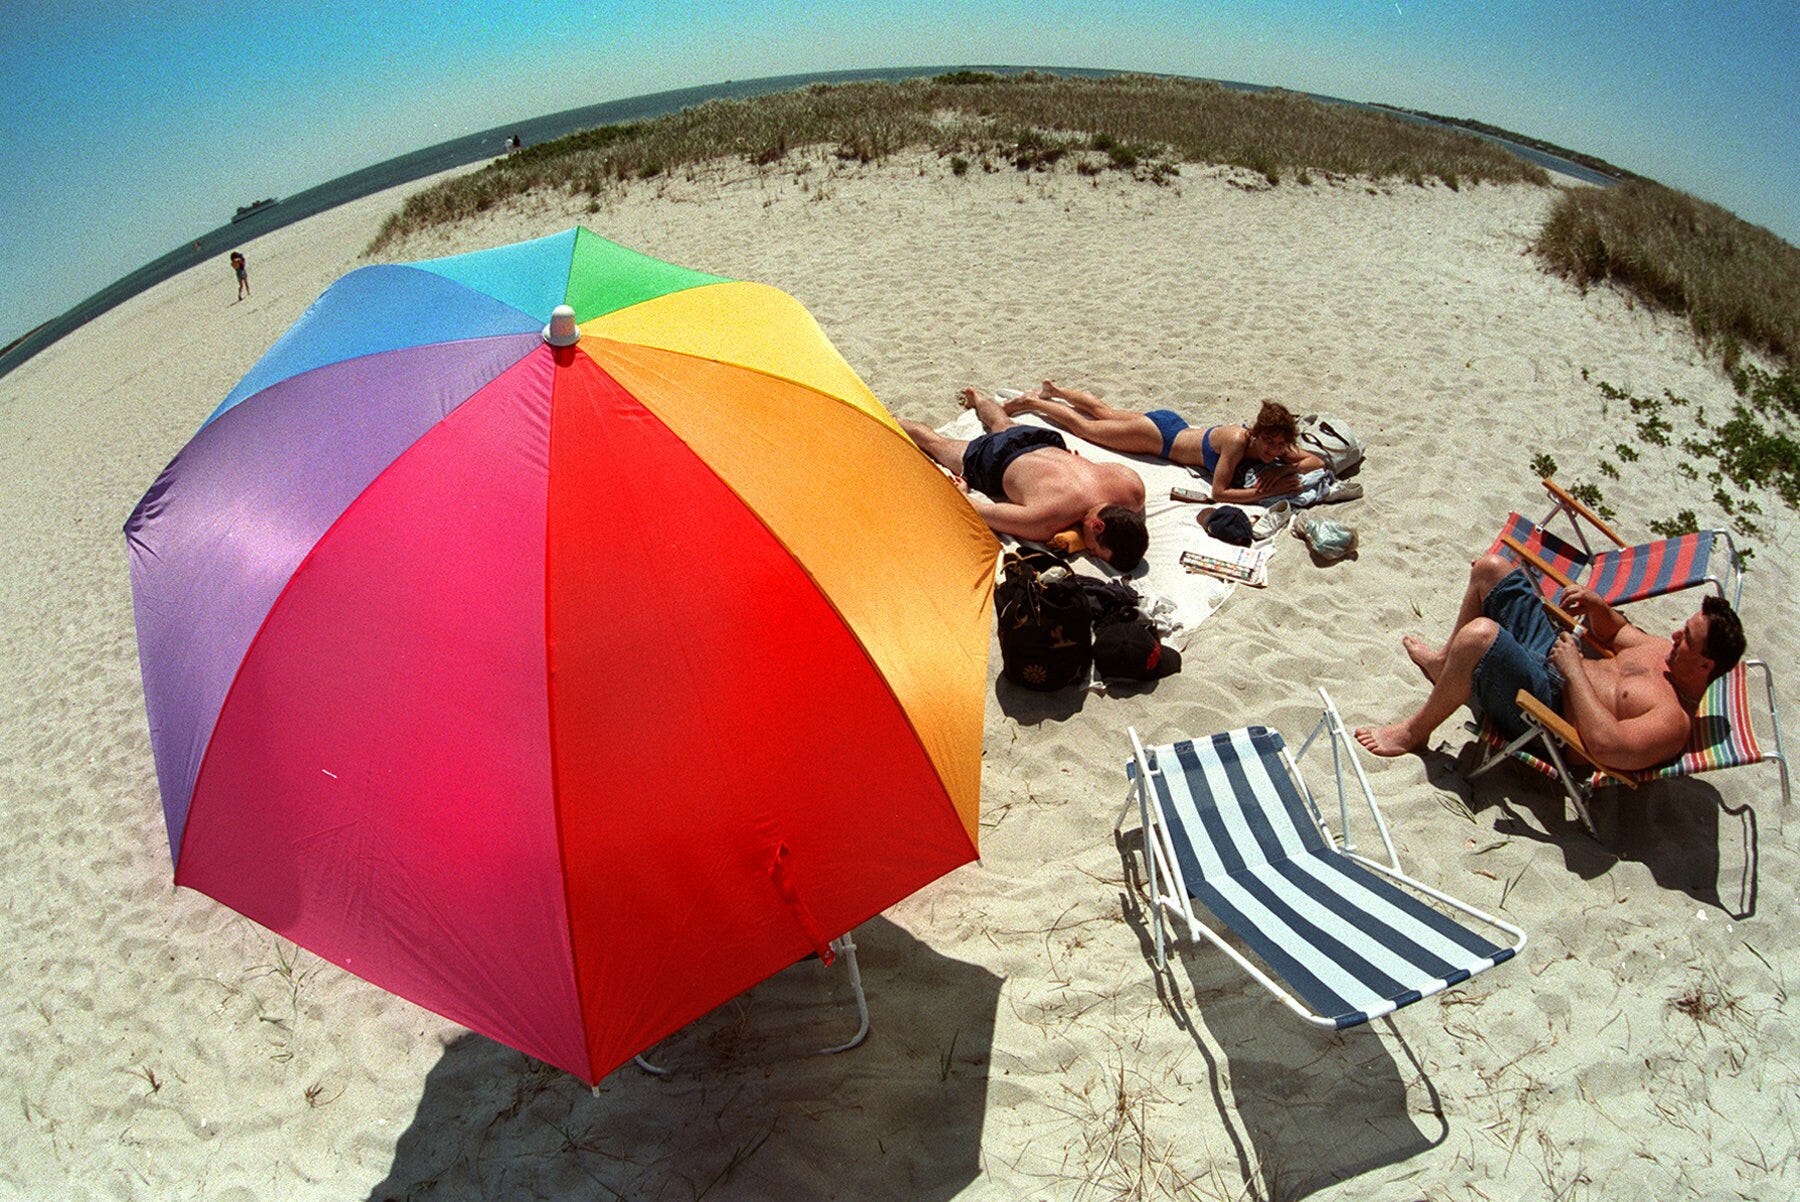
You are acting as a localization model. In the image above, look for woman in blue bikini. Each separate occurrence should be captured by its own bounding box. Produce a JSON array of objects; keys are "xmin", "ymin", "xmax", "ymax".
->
[{"xmin": 1003, "ymin": 381, "xmax": 1323, "ymax": 504}]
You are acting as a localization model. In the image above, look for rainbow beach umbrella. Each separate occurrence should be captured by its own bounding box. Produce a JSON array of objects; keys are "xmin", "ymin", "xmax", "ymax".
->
[{"xmin": 125, "ymin": 227, "xmax": 997, "ymax": 1083}]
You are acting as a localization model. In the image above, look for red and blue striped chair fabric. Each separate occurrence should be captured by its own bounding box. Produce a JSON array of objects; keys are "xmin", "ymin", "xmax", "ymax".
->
[{"xmin": 1488, "ymin": 513, "xmax": 1718, "ymax": 607}]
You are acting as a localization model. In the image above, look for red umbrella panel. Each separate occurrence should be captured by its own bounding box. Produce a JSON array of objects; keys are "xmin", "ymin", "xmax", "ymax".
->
[{"xmin": 125, "ymin": 227, "xmax": 999, "ymax": 1082}]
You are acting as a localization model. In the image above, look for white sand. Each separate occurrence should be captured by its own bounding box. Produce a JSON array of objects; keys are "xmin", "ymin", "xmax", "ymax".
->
[{"xmin": 3, "ymin": 153, "xmax": 1796, "ymax": 1200}]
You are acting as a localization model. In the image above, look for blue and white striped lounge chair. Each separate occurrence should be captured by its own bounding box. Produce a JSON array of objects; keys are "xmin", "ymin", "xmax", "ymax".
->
[{"xmin": 1122, "ymin": 690, "xmax": 1526, "ymax": 1029}]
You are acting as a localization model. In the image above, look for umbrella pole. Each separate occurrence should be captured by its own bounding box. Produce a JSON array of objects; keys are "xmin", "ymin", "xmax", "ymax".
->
[
  {"xmin": 817, "ymin": 930, "xmax": 870, "ymax": 1054},
  {"xmin": 631, "ymin": 1052, "xmax": 670, "ymax": 1077},
  {"xmin": 628, "ymin": 930, "xmax": 870, "ymax": 1077}
]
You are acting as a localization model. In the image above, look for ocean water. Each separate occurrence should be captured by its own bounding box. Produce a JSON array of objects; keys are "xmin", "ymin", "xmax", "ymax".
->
[{"xmin": 0, "ymin": 65, "xmax": 1610, "ymax": 381}]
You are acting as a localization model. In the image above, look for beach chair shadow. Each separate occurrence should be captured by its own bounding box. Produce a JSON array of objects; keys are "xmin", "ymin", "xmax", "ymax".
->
[
  {"xmin": 365, "ymin": 917, "xmax": 1001, "ymax": 1202},
  {"xmin": 1441, "ymin": 745, "xmax": 1759, "ymax": 920},
  {"xmin": 1113, "ymin": 825, "xmax": 1446, "ymax": 1201}
]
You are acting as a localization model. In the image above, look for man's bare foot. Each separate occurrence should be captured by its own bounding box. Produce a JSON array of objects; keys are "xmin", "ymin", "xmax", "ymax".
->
[
  {"xmin": 1402, "ymin": 634, "xmax": 1445, "ymax": 682},
  {"xmin": 1354, "ymin": 723, "xmax": 1423, "ymax": 757},
  {"xmin": 958, "ymin": 386, "xmax": 987, "ymax": 409},
  {"xmin": 1039, "ymin": 379, "xmax": 1067, "ymax": 400},
  {"xmin": 1003, "ymin": 394, "xmax": 1045, "ymax": 417}
]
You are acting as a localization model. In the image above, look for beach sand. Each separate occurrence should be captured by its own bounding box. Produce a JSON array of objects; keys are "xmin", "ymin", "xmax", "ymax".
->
[{"xmin": 2, "ymin": 153, "xmax": 1795, "ymax": 1200}]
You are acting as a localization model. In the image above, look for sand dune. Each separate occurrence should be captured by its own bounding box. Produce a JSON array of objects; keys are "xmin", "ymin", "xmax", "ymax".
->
[{"xmin": 2, "ymin": 152, "xmax": 1794, "ymax": 1199}]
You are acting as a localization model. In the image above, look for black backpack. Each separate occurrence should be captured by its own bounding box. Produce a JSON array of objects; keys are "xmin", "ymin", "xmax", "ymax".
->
[{"xmin": 995, "ymin": 548, "xmax": 1092, "ymax": 690}]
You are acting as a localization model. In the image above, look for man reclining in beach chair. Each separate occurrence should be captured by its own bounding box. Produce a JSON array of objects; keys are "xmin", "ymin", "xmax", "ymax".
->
[
  {"xmin": 1354, "ymin": 553, "xmax": 1747, "ymax": 781},
  {"xmin": 1493, "ymin": 477, "xmax": 1743, "ymax": 607},
  {"xmin": 1467, "ymin": 653, "xmax": 1790, "ymax": 833},
  {"xmin": 1121, "ymin": 690, "xmax": 1524, "ymax": 1028}
]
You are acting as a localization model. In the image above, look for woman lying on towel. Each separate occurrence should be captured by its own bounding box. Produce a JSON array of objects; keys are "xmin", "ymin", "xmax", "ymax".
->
[{"xmin": 1003, "ymin": 381, "xmax": 1350, "ymax": 506}]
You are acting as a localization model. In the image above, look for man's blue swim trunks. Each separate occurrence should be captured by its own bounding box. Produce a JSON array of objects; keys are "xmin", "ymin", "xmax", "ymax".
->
[
  {"xmin": 961, "ymin": 426, "xmax": 1067, "ymax": 499},
  {"xmin": 1472, "ymin": 569, "xmax": 1565, "ymax": 739},
  {"xmin": 1144, "ymin": 409, "xmax": 1191, "ymax": 460}
]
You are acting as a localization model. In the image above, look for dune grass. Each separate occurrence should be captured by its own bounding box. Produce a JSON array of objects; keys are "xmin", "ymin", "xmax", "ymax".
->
[
  {"xmin": 370, "ymin": 72, "xmax": 1797, "ymax": 375},
  {"xmin": 367, "ymin": 72, "xmax": 1547, "ymax": 253},
  {"xmin": 1533, "ymin": 180, "xmax": 1800, "ymax": 368}
]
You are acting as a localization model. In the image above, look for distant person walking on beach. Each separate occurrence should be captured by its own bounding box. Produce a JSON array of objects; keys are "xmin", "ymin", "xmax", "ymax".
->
[
  {"xmin": 229, "ymin": 251, "xmax": 249, "ymax": 300},
  {"xmin": 1003, "ymin": 381, "xmax": 1354, "ymax": 506},
  {"xmin": 900, "ymin": 387, "xmax": 1149, "ymax": 571}
]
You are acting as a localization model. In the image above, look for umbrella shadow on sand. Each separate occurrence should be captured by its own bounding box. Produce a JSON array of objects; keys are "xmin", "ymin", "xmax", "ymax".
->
[
  {"xmin": 367, "ymin": 917, "xmax": 1002, "ymax": 1202},
  {"xmin": 1113, "ymin": 830, "xmax": 1444, "ymax": 1201},
  {"xmin": 1424, "ymin": 747, "xmax": 1761, "ymax": 920}
]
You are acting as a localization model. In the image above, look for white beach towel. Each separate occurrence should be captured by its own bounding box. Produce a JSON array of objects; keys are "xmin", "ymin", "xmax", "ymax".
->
[{"xmin": 937, "ymin": 396, "xmax": 1283, "ymax": 645}]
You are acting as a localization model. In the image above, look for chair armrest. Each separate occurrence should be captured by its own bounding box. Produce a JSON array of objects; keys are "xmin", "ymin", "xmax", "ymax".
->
[
  {"xmin": 1541, "ymin": 478, "xmax": 1626, "ymax": 547},
  {"xmin": 1539, "ymin": 595, "xmax": 1615, "ymax": 660},
  {"xmin": 1499, "ymin": 532, "xmax": 1575, "ymax": 591},
  {"xmin": 1514, "ymin": 690, "xmax": 1635, "ymax": 786},
  {"xmin": 1499, "ymin": 534, "xmax": 1612, "ymax": 658}
]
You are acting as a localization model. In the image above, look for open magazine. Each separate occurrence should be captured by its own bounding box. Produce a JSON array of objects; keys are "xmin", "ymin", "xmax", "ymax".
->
[{"xmin": 1181, "ymin": 533, "xmax": 1270, "ymax": 587}]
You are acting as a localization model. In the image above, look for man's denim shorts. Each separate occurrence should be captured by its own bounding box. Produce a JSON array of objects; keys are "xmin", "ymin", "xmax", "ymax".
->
[{"xmin": 1471, "ymin": 569, "xmax": 1564, "ymax": 739}]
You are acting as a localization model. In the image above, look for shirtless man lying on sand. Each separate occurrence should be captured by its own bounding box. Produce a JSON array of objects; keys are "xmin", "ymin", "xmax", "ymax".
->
[
  {"xmin": 1354, "ymin": 553, "xmax": 1745, "ymax": 769},
  {"xmin": 900, "ymin": 387, "xmax": 1149, "ymax": 571},
  {"xmin": 1001, "ymin": 380, "xmax": 1334, "ymax": 505}
]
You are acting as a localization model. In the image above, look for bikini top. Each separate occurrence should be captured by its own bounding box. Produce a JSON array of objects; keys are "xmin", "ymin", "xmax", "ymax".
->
[{"xmin": 1200, "ymin": 424, "xmax": 1248, "ymax": 475}]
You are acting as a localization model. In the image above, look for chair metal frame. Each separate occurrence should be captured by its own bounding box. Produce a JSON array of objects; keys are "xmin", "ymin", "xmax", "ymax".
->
[{"xmin": 1119, "ymin": 688, "xmax": 1526, "ymax": 1028}]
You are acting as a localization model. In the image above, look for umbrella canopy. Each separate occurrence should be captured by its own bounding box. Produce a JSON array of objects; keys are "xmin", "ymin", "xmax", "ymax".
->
[{"xmin": 125, "ymin": 227, "xmax": 997, "ymax": 1083}]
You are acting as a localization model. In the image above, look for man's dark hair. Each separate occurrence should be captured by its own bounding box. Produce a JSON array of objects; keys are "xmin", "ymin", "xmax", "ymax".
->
[
  {"xmin": 1096, "ymin": 505, "xmax": 1148, "ymax": 573},
  {"xmin": 1701, "ymin": 595, "xmax": 1745, "ymax": 682}
]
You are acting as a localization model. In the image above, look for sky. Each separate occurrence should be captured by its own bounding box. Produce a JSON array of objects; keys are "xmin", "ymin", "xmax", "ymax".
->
[{"xmin": 2, "ymin": 0, "xmax": 1795, "ymax": 346}]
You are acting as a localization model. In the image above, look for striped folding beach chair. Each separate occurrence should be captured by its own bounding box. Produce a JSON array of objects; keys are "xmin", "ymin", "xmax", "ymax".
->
[
  {"xmin": 1488, "ymin": 478, "xmax": 1741, "ymax": 607},
  {"xmin": 1469, "ymin": 660, "xmax": 1790, "ymax": 832},
  {"xmin": 1121, "ymin": 690, "xmax": 1525, "ymax": 1029}
]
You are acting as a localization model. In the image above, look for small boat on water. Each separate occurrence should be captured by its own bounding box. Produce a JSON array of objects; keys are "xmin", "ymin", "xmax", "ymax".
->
[{"xmin": 231, "ymin": 198, "xmax": 278, "ymax": 223}]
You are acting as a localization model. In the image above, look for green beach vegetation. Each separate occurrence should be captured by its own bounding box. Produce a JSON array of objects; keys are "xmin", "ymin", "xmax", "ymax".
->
[
  {"xmin": 1531, "ymin": 364, "xmax": 1798, "ymax": 558},
  {"xmin": 1533, "ymin": 180, "xmax": 1800, "ymax": 369},
  {"xmin": 367, "ymin": 72, "xmax": 1547, "ymax": 253}
]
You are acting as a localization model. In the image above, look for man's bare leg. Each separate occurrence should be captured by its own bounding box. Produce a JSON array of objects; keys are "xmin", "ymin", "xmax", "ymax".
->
[
  {"xmin": 897, "ymin": 418, "xmax": 970, "ymax": 475},
  {"xmin": 1356, "ymin": 617, "xmax": 1500, "ymax": 756},
  {"xmin": 1355, "ymin": 554, "xmax": 1520, "ymax": 756},
  {"xmin": 1403, "ymin": 634, "xmax": 1444, "ymax": 682},
  {"xmin": 1457, "ymin": 553, "xmax": 1517, "ymax": 629},
  {"xmin": 1396, "ymin": 554, "xmax": 1518, "ymax": 683},
  {"xmin": 959, "ymin": 386, "xmax": 1017, "ymax": 434}
]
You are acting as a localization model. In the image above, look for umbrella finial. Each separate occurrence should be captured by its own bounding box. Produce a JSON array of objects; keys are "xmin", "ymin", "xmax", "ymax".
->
[{"xmin": 543, "ymin": 305, "xmax": 580, "ymax": 346}]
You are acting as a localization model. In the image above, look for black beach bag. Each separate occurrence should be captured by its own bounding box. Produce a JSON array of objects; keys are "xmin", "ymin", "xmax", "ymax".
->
[{"xmin": 996, "ymin": 548, "xmax": 1092, "ymax": 691}]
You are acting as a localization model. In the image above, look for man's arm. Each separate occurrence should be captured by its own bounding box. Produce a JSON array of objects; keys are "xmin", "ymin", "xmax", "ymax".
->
[
  {"xmin": 1559, "ymin": 585, "xmax": 1653, "ymax": 651},
  {"xmin": 1210, "ymin": 433, "xmax": 1300, "ymax": 502},
  {"xmin": 1550, "ymin": 636, "xmax": 1688, "ymax": 769},
  {"xmin": 965, "ymin": 496, "xmax": 1075, "ymax": 542}
]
